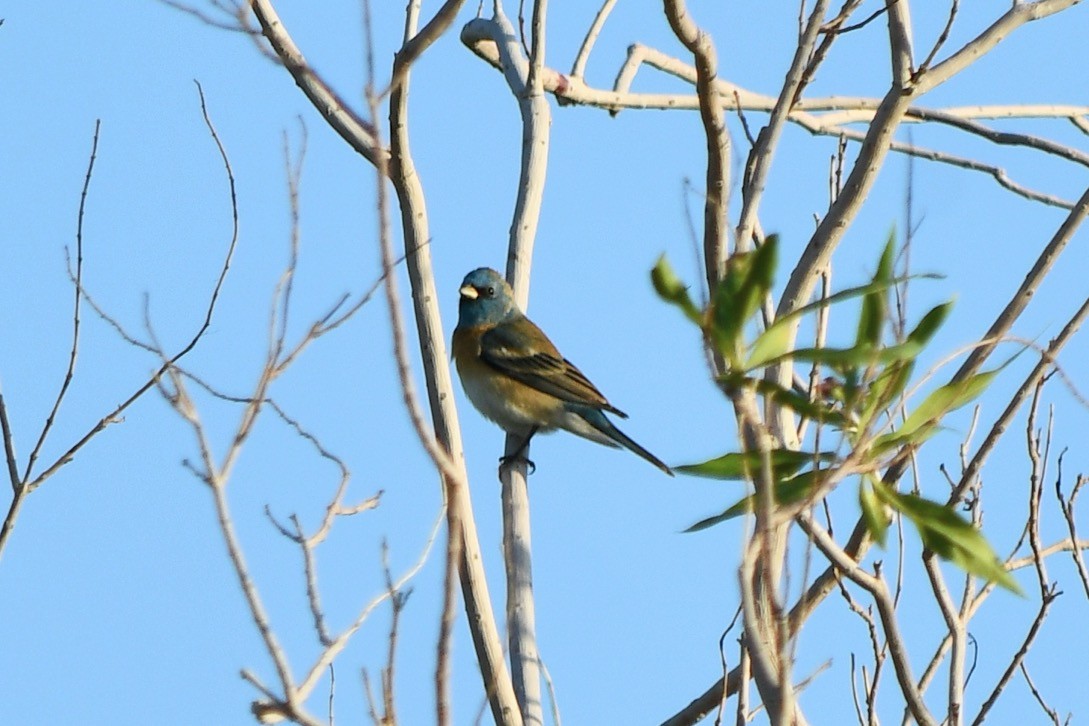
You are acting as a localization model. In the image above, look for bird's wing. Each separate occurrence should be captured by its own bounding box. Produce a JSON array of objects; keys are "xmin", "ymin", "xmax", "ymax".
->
[{"xmin": 480, "ymin": 320, "xmax": 627, "ymax": 418}]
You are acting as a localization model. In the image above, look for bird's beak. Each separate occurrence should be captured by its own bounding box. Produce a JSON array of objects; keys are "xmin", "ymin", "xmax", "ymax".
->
[{"xmin": 459, "ymin": 284, "xmax": 479, "ymax": 300}]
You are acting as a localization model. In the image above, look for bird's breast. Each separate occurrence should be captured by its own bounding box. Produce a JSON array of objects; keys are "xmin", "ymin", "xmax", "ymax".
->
[{"xmin": 453, "ymin": 325, "xmax": 561, "ymax": 435}]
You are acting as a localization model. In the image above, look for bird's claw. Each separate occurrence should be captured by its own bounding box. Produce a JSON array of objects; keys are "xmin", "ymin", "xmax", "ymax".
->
[{"xmin": 499, "ymin": 454, "xmax": 536, "ymax": 475}]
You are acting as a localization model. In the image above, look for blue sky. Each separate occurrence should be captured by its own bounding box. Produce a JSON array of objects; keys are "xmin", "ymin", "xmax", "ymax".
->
[{"xmin": 3, "ymin": 2, "xmax": 1089, "ymax": 724}]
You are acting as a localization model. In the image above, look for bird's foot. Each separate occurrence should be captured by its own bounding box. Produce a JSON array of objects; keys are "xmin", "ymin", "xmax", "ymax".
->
[{"xmin": 499, "ymin": 454, "xmax": 536, "ymax": 475}]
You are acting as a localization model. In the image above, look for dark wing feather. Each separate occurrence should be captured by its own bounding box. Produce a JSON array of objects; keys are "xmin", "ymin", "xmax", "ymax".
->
[{"xmin": 480, "ymin": 321, "xmax": 627, "ymax": 417}]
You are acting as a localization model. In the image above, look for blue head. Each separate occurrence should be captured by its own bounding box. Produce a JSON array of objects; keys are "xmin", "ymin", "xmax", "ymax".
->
[{"xmin": 457, "ymin": 267, "xmax": 519, "ymax": 328}]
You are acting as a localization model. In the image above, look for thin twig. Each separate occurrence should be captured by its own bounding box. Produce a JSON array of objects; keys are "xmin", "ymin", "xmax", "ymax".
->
[
  {"xmin": 23, "ymin": 119, "xmax": 99, "ymax": 483},
  {"xmin": 22, "ymin": 83, "xmax": 238, "ymax": 494},
  {"xmin": 915, "ymin": 0, "xmax": 959, "ymax": 77},
  {"xmin": 1019, "ymin": 662, "xmax": 1063, "ymax": 726},
  {"xmin": 570, "ymin": 0, "xmax": 617, "ymax": 78},
  {"xmin": 796, "ymin": 514, "xmax": 937, "ymax": 726},
  {"xmin": 1056, "ymin": 464, "xmax": 1089, "ymax": 598}
]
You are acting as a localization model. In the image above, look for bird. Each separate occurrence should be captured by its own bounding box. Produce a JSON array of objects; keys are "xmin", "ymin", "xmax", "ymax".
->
[{"xmin": 451, "ymin": 267, "xmax": 673, "ymax": 475}]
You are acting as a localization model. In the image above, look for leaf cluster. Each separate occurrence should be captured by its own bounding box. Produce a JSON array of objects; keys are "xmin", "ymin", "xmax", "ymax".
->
[{"xmin": 654, "ymin": 235, "xmax": 1017, "ymax": 592}]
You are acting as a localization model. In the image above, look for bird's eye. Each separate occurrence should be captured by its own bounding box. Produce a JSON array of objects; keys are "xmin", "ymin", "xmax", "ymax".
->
[{"xmin": 486, "ymin": 286, "xmax": 495, "ymax": 297}]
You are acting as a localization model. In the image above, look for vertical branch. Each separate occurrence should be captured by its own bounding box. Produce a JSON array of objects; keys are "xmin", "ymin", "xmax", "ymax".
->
[
  {"xmin": 436, "ymin": 514, "xmax": 462, "ymax": 726},
  {"xmin": 249, "ymin": 0, "xmax": 521, "ymax": 720},
  {"xmin": 388, "ymin": 3, "xmax": 525, "ymax": 724},
  {"xmin": 774, "ymin": 0, "xmax": 917, "ymax": 392},
  {"xmin": 500, "ymin": 459, "xmax": 541, "ymax": 725},
  {"xmin": 22, "ymin": 120, "xmax": 99, "ymax": 483},
  {"xmin": 922, "ymin": 556, "xmax": 964, "ymax": 724},
  {"xmin": 734, "ymin": 0, "xmax": 829, "ymax": 253},
  {"xmin": 662, "ymin": 0, "xmax": 730, "ymax": 289},
  {"xmin": 1, "ymin": 121, "xmax": 98, "ymax": 562},
  {"xmin": 0, "ymin": 388, "xmax": 26, "ymax": 562},
  {"xmin": 1056, "ymin": 469, "xmax": 1089, "ymax": 600},
  {"xmin": 492, "ymin": 2, "xmax": 551, "ymax": 722}
]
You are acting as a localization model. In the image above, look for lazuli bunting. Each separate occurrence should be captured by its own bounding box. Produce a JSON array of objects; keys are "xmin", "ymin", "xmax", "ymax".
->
[{"xmin": 452, "ymin": 267, "xmax": 673, "ymax": 475}]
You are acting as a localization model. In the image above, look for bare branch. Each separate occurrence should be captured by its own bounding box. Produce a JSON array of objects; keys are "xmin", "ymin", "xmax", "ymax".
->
[
  {"xmin": 1020, "ymin": 662, "xmax": 1064, "ymax": 726},
  {"xmin": 248, "ymin": 0, "xmax": 385, "ymax": 165},
  {"xmin": 384, "ymin": 3, "xmax": 524, "ymax": 722},
  {"xmin": 0, "ymin": 391, "xmax": 18, "ymax": 492},
  {"xmin": 437, "ymin": 512, "xmax": 461, "ymax": 726},
  {"xmin": 380, "ymin": 542, "xmax": 404, "ymax": 726},
  {"xmin": 921, "ymin": 1, "xmax": 1082, "ymax": 93},
  {"xmin": 22, "ymin": 119, "xmax": 99, "ymax": 483},
  {"xmin": 916, "ymin": 0, "xmax": 958, "ymax": 77},
  {"xmin": 24, "ymin": 83, "xmax": 238, "ymax": 493},
  {"xmin": 385, "ymin": 0, "xmax": 466, "ymax": 98},
  {"xmin": 1055, "ymin": 463, "xmax": 1089, "ymax": 599},
  {"xmin": 969, "ymin": 587, "xmax": 1059, "ymax": 725},
  {"xmin": 663, "ymin": 0, "xmax": 729, "ymax": 288},
  {"xmin": 161, "ymin": 0, "xmax": 257, "ymax": 34},
  {"xmin": 735, "ymin": 0, "xmax": 829, "ymax": 254},
  {"xmin": 796, "ymin": 514, "xmax": 937, "ymax": 726},
  {"xmin": 924, "ymin": 539, "xmax": 965, "ymax": 724},
  {"xmin": 570, "ymin": 0, "xmax": 617, "ymax": 79},
  {"xmin": 486, "ymin": 2, "xmax": 553, "ymax": 721},
  {"xmin": 955, "ymin": 284, "xmax": 1089, "ymax": 506}
]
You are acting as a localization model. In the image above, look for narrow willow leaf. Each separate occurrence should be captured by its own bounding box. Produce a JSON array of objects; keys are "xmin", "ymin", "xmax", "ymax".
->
[
  {"xmin": 745, "ymin": 321, "xmax": 793, "ymax": 370},
  {"xmin": 874, "ymin": 369, "xmax": 999, "ymax": 451},
  {"xmin": 872, "ymin": 480, "xmax": 1020, "ymax": 593},
  {"xmin": 904, "ymin": 301, "xmax": 953, "ymax": 349},
  {"xmin": 766, "ymin": 344, "xmax": 880, "ymax": 368},
  {"xmin": 684, "ymin": 470, "xmax": 824, "ymax": 532},
  {"xmin": 711, "ymin": 277, "xmax": 744, "ymax": 364},
  {"xmin": 859, "ymin": 478, "xmax": 889, "ymax": 547},
  {"xmin": 858, "ymin": 360, "xmax": 915, "ymax": 431},
  {"xmin": 712, "ymin": 237, "xmax": 780, "ymax": 365},
  {"xmin": 651, "ymin": 255, "xmax": 702, "ymax": 323},
  {"xmin": 758, "ymin": 338, "xmax": 931, "ymax": 373},
  {"xmin": 676, "ymin": 449, "xmax": 837, "ymax": 480},
  {"xmin": 856, "ymin": 236, "xmax": 895, "ymax": 349},
  {"xmin": 737, "ymin": 235, "xmax": 778, "ymax": 325},
  {"xmin": 683, "ymin": 509, "xmax": 739, "ymax": 533},
  {"xmin": 760, "ymin": 273, "xmax": 943, "ymax": 340}
]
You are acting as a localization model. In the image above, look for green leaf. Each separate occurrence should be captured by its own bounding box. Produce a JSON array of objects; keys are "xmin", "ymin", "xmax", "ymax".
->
[
  {"xmin": 683, "ymin": 470, "xmax": 825, "ymax": 532},
  {"xmin": 746, "ymin": 320, "xmax": 793, "ymax": 370},
  {"xmin": 711, "ymin": 275, "xmax": 744, "ymax": 363},
  {"xmin": 904, "ymin": 301, "xmax": 952, "ymax": 349},
  {"xmin": 872, "ymin": 480, "xmax": 1020, "ymax": 593},
  {"xmin": 859, "ymin": 478, "xmax": 889, "ymax": 547},
  {"xmin": 873, "ymin": 369, "xmax": 998, "ymax": 452},
  {"xmin": 651, "ymin": 255, "xmax": 702, "ymax": 324},
  {"xmin": 739, "ymin": 235, "xmax": 778, "ymax": 324},
  {"xmin": 683, "ymin": 508, "xmax": 743, "ymax": 533},
  {"xmin": 856, "ymin": 236, "xmax": 895, "ymax": 349},
  {"xmin": 858, "ymin": 360, "xmax": 915, "ymax": 431},
  {"xmin": 711, "ymin": 236, "xmax": 779, "ymax": 364},
  {"xmin": 676, "ymin": 449, "xmax": 837, "ymax": 480},
  {"xmin": 742, "ymin": 269, "xmax": 943, "ymax": 372},
  {"xmin": 758, "ymin": 273, "xmax": 942, "ymax": 345},
  {"xmin": 756, "ymin": 301, "xmax": 952, "ymax": 373}
]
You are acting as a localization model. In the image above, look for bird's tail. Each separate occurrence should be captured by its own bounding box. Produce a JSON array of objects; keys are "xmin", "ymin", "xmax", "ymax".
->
[{"xmin": 576, "ymin": 406, "xmax": 674, "ymax": 476}]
